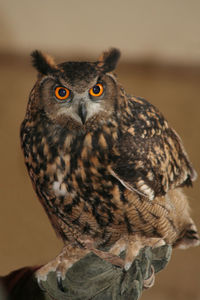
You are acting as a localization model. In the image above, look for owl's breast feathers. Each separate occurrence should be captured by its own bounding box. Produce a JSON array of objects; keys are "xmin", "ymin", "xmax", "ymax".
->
[{"xmin": 21, "ymin": 110, "xmax": 124, "ymax": 240}]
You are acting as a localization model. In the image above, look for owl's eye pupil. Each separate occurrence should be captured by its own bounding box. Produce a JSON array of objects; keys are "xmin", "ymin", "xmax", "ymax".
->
[
  {"xmin": 58, "ymin": 88, "xmax": 66, "ymax": 97},
  {"xmin": 92, "ymin": 85, "xmax": 101, "ymax": 95}
]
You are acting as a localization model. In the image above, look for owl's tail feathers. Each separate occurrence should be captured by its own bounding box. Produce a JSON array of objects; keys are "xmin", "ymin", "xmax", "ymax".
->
[{"xmin": 173, "ymin": 219, "xmax": 200, "ymax": 249}]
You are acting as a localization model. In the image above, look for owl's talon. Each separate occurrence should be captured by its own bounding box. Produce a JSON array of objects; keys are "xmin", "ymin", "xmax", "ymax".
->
[
  {"xmin": 143, "ymin": 265, "xmax": 155, "ymax": 289},
  {"xmin": 36, "ymin": 278, "xmax": 47, "ymax": 292},
  {"xmin": 57, "ymin": 273, "xmax": 65, "ymax": 292}
]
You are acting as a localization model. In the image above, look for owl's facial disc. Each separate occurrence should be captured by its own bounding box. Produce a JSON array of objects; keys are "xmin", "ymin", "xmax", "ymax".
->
[
  {"xmin": 40, "ymin": 72, "xmax": 117, "ymax": 126},
  {"xmin": 53, "ymin": 80, "xmax": 107, "ymax": 125}
]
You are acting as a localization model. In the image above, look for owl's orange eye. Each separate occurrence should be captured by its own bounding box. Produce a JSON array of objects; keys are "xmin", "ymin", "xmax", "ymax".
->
[
  {"xmin": 89, "ymin": 83, "xmax": 104, "ymax": 97},
  {"xmin": 55, "ymin": 87, "xmax": 70, "ymax": 101}
]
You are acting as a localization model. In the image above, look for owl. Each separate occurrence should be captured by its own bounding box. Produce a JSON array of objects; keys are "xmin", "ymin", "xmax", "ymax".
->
[{"xmin": 21, "ymin": 48, "xmax": 199, "ymax": 290}]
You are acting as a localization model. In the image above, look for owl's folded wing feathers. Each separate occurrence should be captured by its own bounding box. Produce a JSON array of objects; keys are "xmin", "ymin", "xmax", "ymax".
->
[{"xmin": 110, "ymin": 98, "xmax": 197, "ymax": 201}]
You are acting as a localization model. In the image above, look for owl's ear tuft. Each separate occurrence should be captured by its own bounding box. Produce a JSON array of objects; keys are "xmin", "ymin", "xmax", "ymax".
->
[
  {"xmin": 97, "ymin": 48, "xmax": 121, "ymax": 73},
  {"xmin": 31, "ymin": 50, "xmax": 58, "ymax": 75}
]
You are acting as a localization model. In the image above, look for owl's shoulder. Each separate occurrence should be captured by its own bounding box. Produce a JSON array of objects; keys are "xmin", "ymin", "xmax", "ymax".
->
[{"xmin": 118, "ymin": 94, "xmax": 169, "ymax": 141}]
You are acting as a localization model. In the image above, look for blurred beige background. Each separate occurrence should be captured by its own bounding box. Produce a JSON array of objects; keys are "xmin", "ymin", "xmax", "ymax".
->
[
  {"xmin": 1, "ymin": 0, "xmax": 200, "ymax": 64},
  {"xmin": 0, "ymin": 1, "xmax": 200, "ymax": 299}
]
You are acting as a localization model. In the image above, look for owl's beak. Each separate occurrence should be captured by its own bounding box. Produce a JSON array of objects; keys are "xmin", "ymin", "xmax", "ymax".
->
[{"xmin": 78, "ymin": 102, "xmax": 87, "ymax": 124}]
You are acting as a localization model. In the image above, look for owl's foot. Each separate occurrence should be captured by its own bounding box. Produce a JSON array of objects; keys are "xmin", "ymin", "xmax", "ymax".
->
[
  {"xmin": 109, "ymin": 235, "xmax": 165, "ymax": 271},
  {"xmin": 174, "ymin": 219, "xmax": 200, "ymax": 249},
  {"xmin": 35, "ymin": 244, "xmax": 90, "ymax": 292},
  {"xmin": 35, "ymin": 241, "xmax": 124, "ymax": 292}
]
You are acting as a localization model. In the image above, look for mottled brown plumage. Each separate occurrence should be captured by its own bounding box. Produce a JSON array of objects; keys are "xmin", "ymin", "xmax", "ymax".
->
[{"xmin": 20, "ymin": 48, "xmax": 199, "ymax": 286}]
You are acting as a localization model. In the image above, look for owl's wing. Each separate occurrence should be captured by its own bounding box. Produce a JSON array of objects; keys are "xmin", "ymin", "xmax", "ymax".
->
[{"xmin": 109, "ymin": 96, "xmax": 197, "ymax": 200}]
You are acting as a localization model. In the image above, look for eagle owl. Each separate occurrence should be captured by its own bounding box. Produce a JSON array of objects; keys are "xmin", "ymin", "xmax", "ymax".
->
[{"xmin": 21, "ymin": 48, "xmax": 199, "ymax": 289}]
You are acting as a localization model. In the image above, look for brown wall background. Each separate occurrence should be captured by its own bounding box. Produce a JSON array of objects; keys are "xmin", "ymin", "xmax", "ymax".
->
[{"xmin": 0, "ymin": 1, "xmax": 200, "ymax": 299}]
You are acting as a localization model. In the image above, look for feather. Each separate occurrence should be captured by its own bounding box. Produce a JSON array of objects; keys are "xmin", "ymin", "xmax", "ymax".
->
[
  {"xmin": 31, "ymin": 50, "xmax": 58, "ymax": 75},
  {"xmin": 97, "ymin": 48, "xmax": 121, "ymax": 73}
]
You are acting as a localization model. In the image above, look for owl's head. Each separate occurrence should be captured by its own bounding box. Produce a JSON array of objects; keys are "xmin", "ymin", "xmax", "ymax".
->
[{"xmin": 31, "ymin": 48, "xmax": 121, "ymax": 127}]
